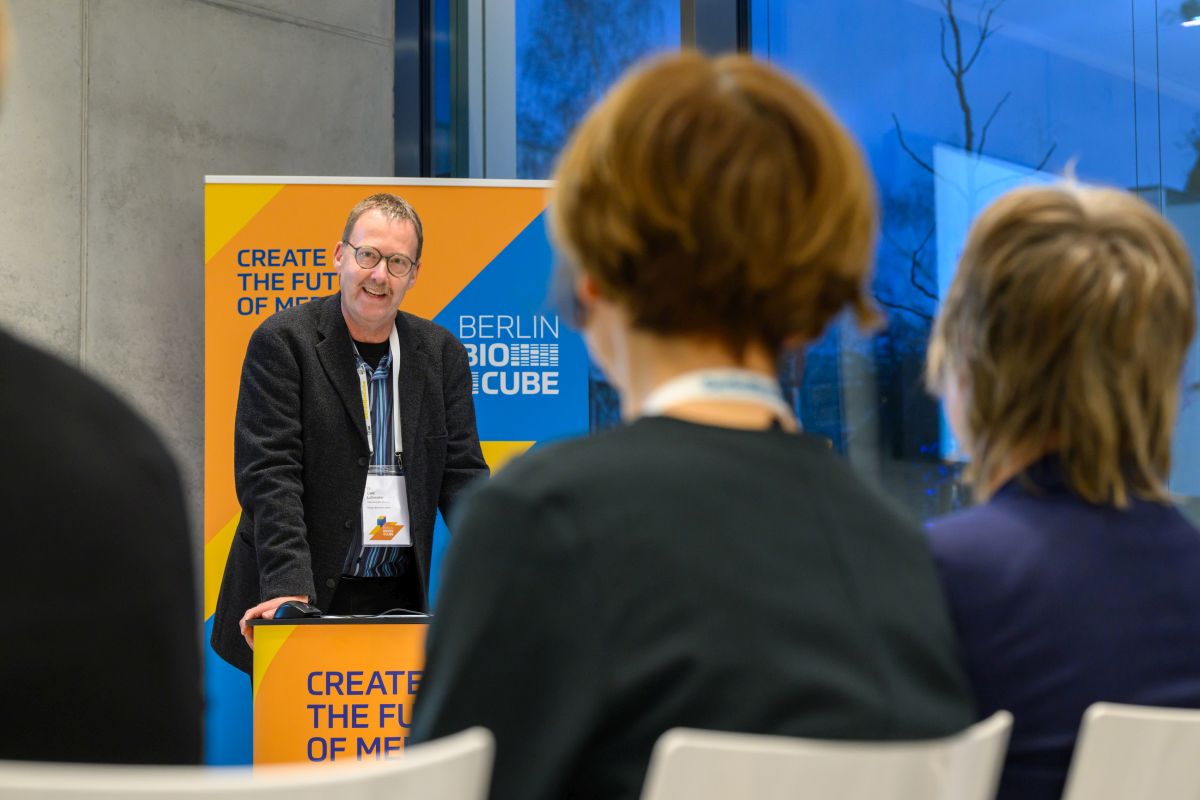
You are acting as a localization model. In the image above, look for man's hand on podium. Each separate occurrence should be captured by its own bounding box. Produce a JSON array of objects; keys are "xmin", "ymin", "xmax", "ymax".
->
[{"xmin": 239, "ymin": 595, "xmax": 310, "ymax": 649}]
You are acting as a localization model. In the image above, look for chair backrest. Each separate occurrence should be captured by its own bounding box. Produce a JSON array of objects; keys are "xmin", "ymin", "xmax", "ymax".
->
[
  {"xmin": 0, "ymin": 727, "xmax": 492, "ymax": 800},
  {"xmin": 1062, "ymin": 702, "xmax": 1200, "ymax": 800},
  {"xmin": 639, "ymin": 712, "xmax": 1012, "ymax": 800}
]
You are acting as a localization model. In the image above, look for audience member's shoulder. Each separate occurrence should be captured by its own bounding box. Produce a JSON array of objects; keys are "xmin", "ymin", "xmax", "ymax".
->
[
  {"xmin": 925, "ymin": 493, "xmax": 1039, "ymax": 571},
  {"xmin": 769, "ymin": 429, "xmax": 924, "ymax": 518},
  {"xmin": 0, "ymin": 327, "xmax": 123, "ymax": 415},
  {"xmin": 482, "ymin": 424, "xmax": 638, "ymax": 496},
  {"xmin": 0, "ymin": 327, "xmax": 177, "ymax": 469},
  {"xmin": 926, "ymin": 501, "xmax": 988, "ymax": 534},
  {"xmin": 485, "ymin": 419, "xmax": 878, "ymax": 508}
]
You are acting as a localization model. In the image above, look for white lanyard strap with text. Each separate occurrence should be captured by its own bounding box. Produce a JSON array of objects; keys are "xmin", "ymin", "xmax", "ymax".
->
[
  {"xmin": 640, "ymin": 368, "xmax": 795, "ymax": 422},
  {"xmin": 356, "ymin": 326, "xmax": 404, "ymax": 462}
]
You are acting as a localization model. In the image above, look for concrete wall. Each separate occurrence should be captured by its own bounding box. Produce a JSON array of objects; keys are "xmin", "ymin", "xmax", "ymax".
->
[{"xmin": 0, "ymin": 0, "xmax": 395, "ymax": 542}]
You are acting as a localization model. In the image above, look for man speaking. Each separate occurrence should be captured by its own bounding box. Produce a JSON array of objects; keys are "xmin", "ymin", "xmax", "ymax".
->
[{"xmin": 212, "ymin": 193, "xmax": 488, "ymax": 674}]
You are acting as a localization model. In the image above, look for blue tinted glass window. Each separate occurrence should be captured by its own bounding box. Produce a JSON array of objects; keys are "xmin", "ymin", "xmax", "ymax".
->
[
  {"xmin": 516, "ymin": 0, "xmax": 680, "ymax": 179},
  {"xmin": 754, "ymin": 1, "xmax": 1200, "ymax": 518},
  {"xmin": 432, "ymin": 0, "xmax": 453, "ymax": 177},
  {"xmin": 1159, "ymin": 5, "xmax": 1200, "ymax": 513}
]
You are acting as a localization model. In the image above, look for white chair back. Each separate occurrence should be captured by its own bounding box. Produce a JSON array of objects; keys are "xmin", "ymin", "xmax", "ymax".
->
[
  {"xmin": 639, "ymin": 712, "xmax": 1011, "ymax": 800},
  {"xmin": 0, "ymin": 727, "xmax": 492, "ymax": 800},
  {"xmin": 1062, "ymin": 702, "xmax": 1200, "ymax": 800}
]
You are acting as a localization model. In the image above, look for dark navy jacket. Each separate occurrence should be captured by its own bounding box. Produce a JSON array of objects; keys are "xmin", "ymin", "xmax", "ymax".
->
[{"xmin": 927, "ymin": 459, "xmax": 1200, "ymax": 800}]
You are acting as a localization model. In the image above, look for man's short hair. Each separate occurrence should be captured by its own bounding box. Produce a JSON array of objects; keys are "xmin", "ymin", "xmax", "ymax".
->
[
  {"xmin": 548, "ymin": 51, "xmax": 879, "ymax": 355},
  {"xmin": 927, "ymin": 184, "xmax": 1197, "ymax": 506},
  {"xmin": 341, "ymin": 193, "xmax": 424, "ymax": 263}
]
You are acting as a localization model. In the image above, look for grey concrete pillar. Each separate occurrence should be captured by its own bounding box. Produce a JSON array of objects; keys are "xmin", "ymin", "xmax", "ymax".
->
[{"xmin": 0, "ymin": 0, "xmax": 396, "ymax": 545}]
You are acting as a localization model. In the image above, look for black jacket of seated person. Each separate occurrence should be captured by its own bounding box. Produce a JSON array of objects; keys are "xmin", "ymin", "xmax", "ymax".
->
[
  {"xmin": 0, "ymin": 327, "xmax": 201, "ymax": 764},
  {"xmin": 411, "ymin": 416, "xmax": 976, "ymax": 800}
]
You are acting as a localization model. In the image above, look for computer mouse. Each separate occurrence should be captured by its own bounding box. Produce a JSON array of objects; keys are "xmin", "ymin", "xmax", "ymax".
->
[{"xmin": 273, "ymin": 600, "xmax": 323, "ymax": 619}]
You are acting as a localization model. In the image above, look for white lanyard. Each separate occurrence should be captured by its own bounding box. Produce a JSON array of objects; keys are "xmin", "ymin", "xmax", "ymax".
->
[
  {"xmin": 640, "ymin": 368, "xmax": 796, "ymax": 423},
  {"xmin": 356, "ymin": 326, "xmax": 404, "ymax": 462}
]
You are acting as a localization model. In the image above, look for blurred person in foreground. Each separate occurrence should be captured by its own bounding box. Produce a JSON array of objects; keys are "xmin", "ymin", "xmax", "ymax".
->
[
  {"xmin": 0, "ymin": 0, "xmax": 201, "ymax": 763},
  {"xmin": 926, "ymin": 183, "xmax": 1200, "ymax": 800},
  {"xmin": 410, "ymin": 50, "xmax": 975, "ymax": 800}
]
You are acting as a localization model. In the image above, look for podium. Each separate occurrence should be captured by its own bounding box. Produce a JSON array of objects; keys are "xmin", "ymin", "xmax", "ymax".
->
[{"xmin": 249, "ymin": 616, "xmax": 428, "ymax": 765}]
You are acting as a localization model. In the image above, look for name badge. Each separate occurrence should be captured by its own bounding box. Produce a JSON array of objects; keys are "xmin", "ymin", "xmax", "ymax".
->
[{"xmin": 361, "ymin": 468, "xmax": 412, "ymax": 548}]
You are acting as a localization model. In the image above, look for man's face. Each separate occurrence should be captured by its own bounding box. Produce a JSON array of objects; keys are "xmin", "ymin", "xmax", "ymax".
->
[{"xmin": 334, "ymin": 209, "xmax": 420, "ymax": 340}]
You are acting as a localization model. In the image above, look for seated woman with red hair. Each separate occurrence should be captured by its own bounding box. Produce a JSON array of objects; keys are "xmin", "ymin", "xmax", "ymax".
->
[{"xmin": 412, "ymin": 51, "xmax": 976, "ymax": 800}]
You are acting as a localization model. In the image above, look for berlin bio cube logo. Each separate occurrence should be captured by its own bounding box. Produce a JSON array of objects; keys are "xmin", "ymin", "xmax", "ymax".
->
[{"xmin": 459, "ymin": 313, "xmax": 561, "ymax": 396}]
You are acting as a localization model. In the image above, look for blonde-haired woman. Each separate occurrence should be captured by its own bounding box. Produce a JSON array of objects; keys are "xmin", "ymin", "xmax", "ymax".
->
[
  {"xmin": 411, "ymin": 51, "xmax": 974, "ymax": 800},
  {"xmin": 927, "ymin": 184, "xmax": 1200, "ymax": 800}
]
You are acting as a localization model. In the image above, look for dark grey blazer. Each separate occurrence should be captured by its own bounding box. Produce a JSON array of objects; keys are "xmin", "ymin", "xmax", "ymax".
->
[{"xmin": 212, "ymin": 294, "xmax": 488, "ymax": 674}]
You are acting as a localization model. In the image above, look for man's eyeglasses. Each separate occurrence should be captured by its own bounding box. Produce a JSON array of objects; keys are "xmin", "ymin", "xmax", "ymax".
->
[{"xmin": 342, "ymin": 241, "xmax": 418, "ymax": 278}]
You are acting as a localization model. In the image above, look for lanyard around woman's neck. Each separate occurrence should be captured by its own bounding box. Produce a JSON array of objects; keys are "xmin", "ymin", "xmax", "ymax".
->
[{"xmin": 639, "ymin": 367, "xmax": 796, "ymax": 425}]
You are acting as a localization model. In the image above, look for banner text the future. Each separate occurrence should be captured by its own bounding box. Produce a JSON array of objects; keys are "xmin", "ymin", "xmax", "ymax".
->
[
  {"xmin": 235, "ymin": 247, "xmax": 337, "ymax": 316},
  {"xmin": 304, "ymin": 669, "xmax": 422, "ymax": 762}
]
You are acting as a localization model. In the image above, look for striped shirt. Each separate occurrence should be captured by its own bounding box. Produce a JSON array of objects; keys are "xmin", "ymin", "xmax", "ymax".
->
[{"xmin": 343, "ymin": 346, "xmax": 410, "ymax": 578}]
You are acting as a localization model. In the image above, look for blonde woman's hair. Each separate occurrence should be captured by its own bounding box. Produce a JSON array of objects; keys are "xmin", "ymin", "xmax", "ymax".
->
[
  {"xmin": 549, "ymin": 50, "xmax": 880, "ymax": 356},
  {"xmin": 927, "ymin": 184, "xmax": 1196, "ymax": 505}
]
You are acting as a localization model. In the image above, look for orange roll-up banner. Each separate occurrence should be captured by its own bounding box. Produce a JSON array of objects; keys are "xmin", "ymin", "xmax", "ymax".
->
[{"xmin": 205, "ymin": 178, "xmax": 589, "ymax": 764}]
